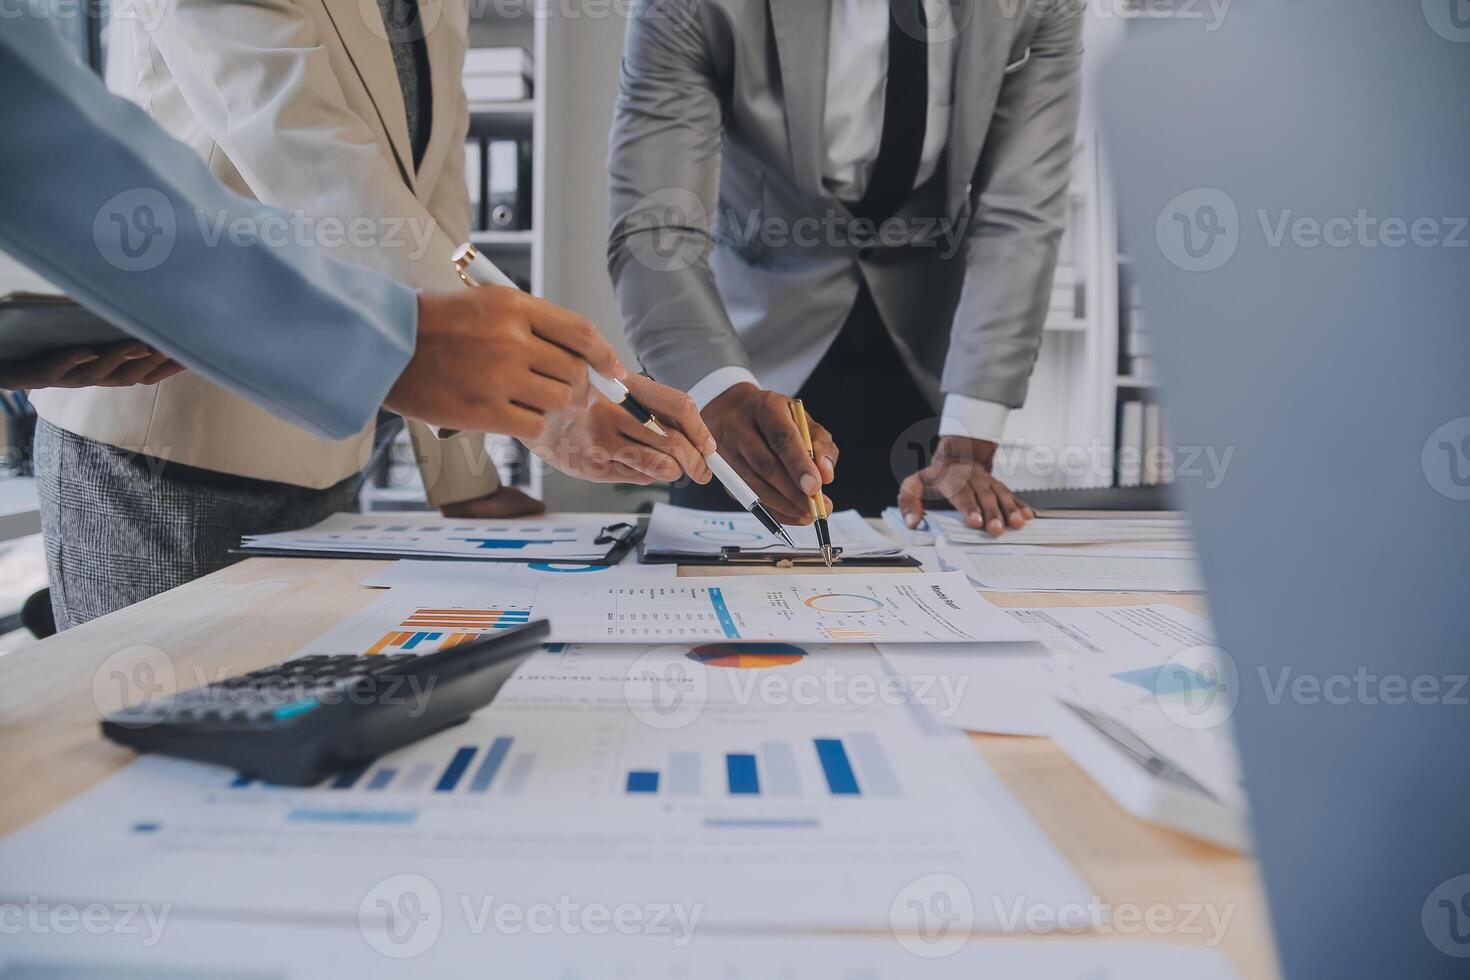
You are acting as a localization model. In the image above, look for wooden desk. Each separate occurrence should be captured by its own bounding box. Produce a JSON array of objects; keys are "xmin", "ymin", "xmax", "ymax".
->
[{"xmin": 0, "ymin": 543, "xmax": 1277, "ymax": 979}]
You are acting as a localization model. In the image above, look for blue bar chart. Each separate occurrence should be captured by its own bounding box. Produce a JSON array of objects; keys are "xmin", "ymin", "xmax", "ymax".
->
[
  {"xmin": 618, "ymin": 734, "xmax": 901, "ymax": 800},
  {"xmin": 227, "ymin": 737, "xmax": 534, "ymax": 796}
]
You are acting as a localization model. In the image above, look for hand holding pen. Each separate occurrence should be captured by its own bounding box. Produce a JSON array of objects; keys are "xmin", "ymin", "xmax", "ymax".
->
[{"xmin": 449, "ymin": 244, "xmax": 719, "ymax": 490}]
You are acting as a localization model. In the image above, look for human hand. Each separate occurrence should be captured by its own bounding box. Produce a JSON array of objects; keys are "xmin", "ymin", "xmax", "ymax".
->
[
  {"xmin": 0, "ymin": 341, "xmax": 182, "ymax": 391},
  {"xmin": 526, "ymin": 374, "xmax": 716, "ymax": 485},
  {"xmin": 389, "ymin": 288, "xmax": 627, "ymax": 439},
  {"xmin": 701, "ymin": 383, "xmax": 836, "ymax": 524},
  {"xmin": 440, "ymin": 485, "xmax": 546, "ymax": 519},
  {"xmin": 897, "ymin": 436, "xmax": 1035, "ymax": 537}
]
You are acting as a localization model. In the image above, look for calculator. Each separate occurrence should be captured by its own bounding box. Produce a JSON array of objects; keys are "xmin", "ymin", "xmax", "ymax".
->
[{"xmin": 101, "ymin": 620, "xmax": 550, "ymax": 786}]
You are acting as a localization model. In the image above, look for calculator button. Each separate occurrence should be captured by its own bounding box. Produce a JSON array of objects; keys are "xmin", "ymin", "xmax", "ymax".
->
[{"xmin": 272, "ymin": 699, "xmax": 320, "ymax": 721}]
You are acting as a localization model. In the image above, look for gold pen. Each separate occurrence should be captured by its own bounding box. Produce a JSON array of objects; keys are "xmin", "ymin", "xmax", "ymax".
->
[{"xmin": 789, "ymin": 398, "xmax": 834, "ymax": 566}]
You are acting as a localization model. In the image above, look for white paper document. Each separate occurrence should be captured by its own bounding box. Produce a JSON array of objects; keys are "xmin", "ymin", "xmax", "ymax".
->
[
  {"xmin": 881, "ymin": 603, "xmax": 1221, "ymax": 738},
  {"xmin": 0, "ymin": 646, "xmax": 1091, "ymax": 932},
  {"xmin": 241, "ymin": 511, "xmax": 631, "ymax": 561},
  {"xmin": 305, "ymin": 571, "xmax": 1031, "ymax": 652},
  {"xmin": 537, "ymin": 572, "xmax": 1038, "ymax": 644},
  {"xmin": 644, "ymin": 502, "xmax": 903, "ymax": 558},
  {"xmin": 359, "ymin": 556, "xmax": 678, "ymax": 591},
  {"xmin": 878, "ymin": 641, "xmax": 1059, "ymax": 736},
  {"xmin": 0, "ymin": 919, "xmax": 1243, "ymax": 978},
  {"xmin": 933, "ymin": 512, "xmax": 1193, "ymax": 547},
  {"xmin": 939, "ymin": 540, "xmax": 1204, "ymax": 592}
]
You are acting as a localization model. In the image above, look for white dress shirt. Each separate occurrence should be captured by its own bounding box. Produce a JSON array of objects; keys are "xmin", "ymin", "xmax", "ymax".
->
[{"xmin": 688, "ymin": 0, "xmax": 1010, "ymax": 445}]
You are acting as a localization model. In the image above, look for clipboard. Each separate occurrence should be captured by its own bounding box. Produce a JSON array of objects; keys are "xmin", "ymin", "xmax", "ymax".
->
[
  {"xmin": 0, "ymin": 294, "xmax": 131, "ymax": 360},
  {"xmin": 638, "ymin": 540, "xmax": 920, "ymax": 569},
  {"xmin": 233, "ymin": 520, "xmax": 645, "ymax": 566}
]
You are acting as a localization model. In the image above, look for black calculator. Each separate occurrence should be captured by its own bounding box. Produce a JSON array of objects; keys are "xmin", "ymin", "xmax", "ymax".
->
[{"xmin": 101, "ymin": 620, "xmax": 550, "ymax": 786}]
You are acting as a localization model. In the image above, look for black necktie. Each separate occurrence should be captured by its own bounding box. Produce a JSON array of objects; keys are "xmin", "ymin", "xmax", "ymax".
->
[{"xmin": 852, "ymin": 0, "xmax": 929, "ymax": 224}]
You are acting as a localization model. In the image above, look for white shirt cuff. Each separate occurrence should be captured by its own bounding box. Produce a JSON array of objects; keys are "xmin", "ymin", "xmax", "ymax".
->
[
  {"xmin": 687, "ymin": 366, "xmax": 761, "ymax": 411},
  {"xmin": 938, "ymin": 395, "xmax": 1010, "ymax": 444}
]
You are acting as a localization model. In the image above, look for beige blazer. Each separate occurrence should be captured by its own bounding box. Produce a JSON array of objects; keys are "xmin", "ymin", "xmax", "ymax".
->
[{"xmin": 32, "ymin": 0, "xmax": 499, "ymax": 505}]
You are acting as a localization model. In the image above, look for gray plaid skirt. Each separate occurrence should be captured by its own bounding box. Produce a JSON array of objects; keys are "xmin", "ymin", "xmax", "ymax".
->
[{"xmin": 34, "ymin": 419, "xmax": 359, "ymax": 630}]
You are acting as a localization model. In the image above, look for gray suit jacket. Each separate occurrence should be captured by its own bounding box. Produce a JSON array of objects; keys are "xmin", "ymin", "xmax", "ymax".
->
[{"xmin": 608, "ymin": 0, "xmax": 1084, "ymax": 410}]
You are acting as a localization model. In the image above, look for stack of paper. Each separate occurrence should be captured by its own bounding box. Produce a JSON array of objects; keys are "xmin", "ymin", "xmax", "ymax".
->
[
  {"xmin": 932, "ymin": 512, "xmax": 1193, "ymax": 547},
  {"xmin": 938, "ymin": 541, "xmax": 1204, "ymax": 593},
  {"xmin": 644, "ymin": 502, "xmax": 904, "ymax": 559},
  {"xmin": 241, "ymin": 512, "xmax": 628, "ymax": 562},
  {"xmin": 880, "ymin": 505, "xmax": 936, "ymax": 544}
]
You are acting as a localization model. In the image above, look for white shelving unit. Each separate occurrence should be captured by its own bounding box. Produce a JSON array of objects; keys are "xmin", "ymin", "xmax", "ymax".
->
[{"xmin": 994, "ymin": 9, "xmax": 1169, "ymax": 493}]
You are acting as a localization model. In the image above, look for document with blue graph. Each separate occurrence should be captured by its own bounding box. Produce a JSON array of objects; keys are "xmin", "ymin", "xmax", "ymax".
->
[
  {"xmin": 300, "ymin": 571, "xmax": 1035, "ymax": 651},
  {"xmin": 238, "ymin": 511, "xmax": 634, "ymax": 563},
  {"xmin": 0, "ymin": 646, "xmax": 1091, "ymax": 931},
  {"xmin": 539, "ymin": 572, "xmax": 1037, "ymax": 644}
]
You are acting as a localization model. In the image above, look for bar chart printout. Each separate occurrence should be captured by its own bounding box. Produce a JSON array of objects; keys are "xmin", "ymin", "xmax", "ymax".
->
[
  {"xmin": 619, "ymin": 735, "xmax": 901, "ymax": 800},
  {"xmin": 364, "ymin": 606, "xmax": 534, "ymax": 655},
  {"xmin": 232, "ymin": 736, "xmax": 533, "ymax": 796}
]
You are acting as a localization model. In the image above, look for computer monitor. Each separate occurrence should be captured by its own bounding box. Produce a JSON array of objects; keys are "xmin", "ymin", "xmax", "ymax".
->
[{"xmin": 1100, "ymin": 3, "xmax": 1470, "ymax": 976}]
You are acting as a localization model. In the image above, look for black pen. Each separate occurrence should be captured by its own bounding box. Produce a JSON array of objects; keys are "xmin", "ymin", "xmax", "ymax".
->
[{"xmin": 452, "ymin": 243, "xmax": 794, "ymax": 548}]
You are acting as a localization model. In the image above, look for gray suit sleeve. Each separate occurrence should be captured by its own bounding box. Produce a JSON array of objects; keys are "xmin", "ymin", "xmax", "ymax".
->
[
  {"xmin": 0, "ymin": 13, "xmax": 417, "ymax": 441},
  {"xmin": 941, "ymin": 6, "xmax": 1085, "ymax": 409},
  {"xmin": 606, "ymin": 0, "xmax": 752, "ymax": 391}
]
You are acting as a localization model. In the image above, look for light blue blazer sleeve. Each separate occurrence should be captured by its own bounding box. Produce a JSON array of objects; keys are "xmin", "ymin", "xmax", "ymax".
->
[{"xmin": 0, "ymin": 12, "xmax": 418, "ymax": 441}]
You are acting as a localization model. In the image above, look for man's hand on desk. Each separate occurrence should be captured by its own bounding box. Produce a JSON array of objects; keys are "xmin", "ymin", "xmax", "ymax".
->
[
  {"xmin": 440, "ymin": 486, "xmax": 546, "ymax": 519},
  {"xmin": 525, "ymin": 374, "xmax": 717, "ymax": 485},
  {"xmin": 0, "ymin": 342, "xmax": 182, "ymax": 390},
  {"xmin": 389, "ymin": 288, "xmax": 628, "ymax": 439},
  {"xmin": 897, "ymin": 436, "xmax": 1035, "ymax": 537},
  {"xmin": 702, "ymin": 383, "xmax": 836, "ymax": 525}
]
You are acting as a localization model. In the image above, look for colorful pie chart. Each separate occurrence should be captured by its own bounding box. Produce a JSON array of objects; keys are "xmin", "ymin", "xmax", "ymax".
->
[{"xmin": 687, "ymin": 643, "xmax": 808, "ymax": 669}]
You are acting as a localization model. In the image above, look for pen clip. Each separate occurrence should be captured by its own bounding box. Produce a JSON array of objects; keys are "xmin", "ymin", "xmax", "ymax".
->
[{"xmin": 717, "ymin": 546, "xmax": 844, "ymax": 565}]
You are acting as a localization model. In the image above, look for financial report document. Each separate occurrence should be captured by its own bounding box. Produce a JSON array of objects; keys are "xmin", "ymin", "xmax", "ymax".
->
[
  {"xmin": 303, "ymin": 571, "xmax": 1035, "ymax": 651},
  {"xmin": 538, "ymin": 572, "xmax": 1037, "ymax": 644},
  {"xmin": 241, "ymin": 512, "xmax": 627, "ymax": 561},
  {"xmin": 0, "ymin": 647, "xmax": 1091, "ymax": 932}
]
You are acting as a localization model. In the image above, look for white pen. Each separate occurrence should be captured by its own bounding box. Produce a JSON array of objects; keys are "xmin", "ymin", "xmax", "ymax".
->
[{"xmin": 451, "ymin": 243, "xmax": 795, "ymax": 548}]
